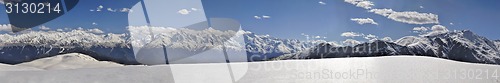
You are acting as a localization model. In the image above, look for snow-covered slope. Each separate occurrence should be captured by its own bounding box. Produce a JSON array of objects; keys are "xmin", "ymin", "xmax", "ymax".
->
[
  {"xmin": 292, "ymin": 30, "xmax": 500, "ymax": 64},
  {"xmin": 17, "ymin": 53, "xmax": 123, "ymax": 70},
  {"xmin": 0, "ymin": 63, "xmax": 42, "ymax": 71},
  {"xmin": 1, "ymin": 56, "xmax": 500, "ymax": 83}
]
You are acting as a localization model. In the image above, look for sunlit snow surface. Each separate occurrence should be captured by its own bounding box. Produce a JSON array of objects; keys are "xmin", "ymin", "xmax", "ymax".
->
[
  {"xmin": 16, "ymin": 53, "xmax": 123, "ymax": 70},
  {"xmin": 1, "ymin": 54, "xmax": 500, "ymax": 83}
]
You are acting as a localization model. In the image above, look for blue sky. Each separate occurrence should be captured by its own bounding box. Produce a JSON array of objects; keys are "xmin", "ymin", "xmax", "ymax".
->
[{"xmin": 1, "ymin": 0, "xmax": 499, "ymax": 42}]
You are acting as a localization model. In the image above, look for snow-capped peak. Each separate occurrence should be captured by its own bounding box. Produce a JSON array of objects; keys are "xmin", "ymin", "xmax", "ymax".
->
[{"xmin": 395, "ymin": 36, "xmax": 425, "ymax": 46}]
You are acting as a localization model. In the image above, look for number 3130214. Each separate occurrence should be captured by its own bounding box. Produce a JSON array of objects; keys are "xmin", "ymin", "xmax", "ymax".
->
[{"xmin": 5, "ymin": 3, "xmax": 61, "ymax": 14}]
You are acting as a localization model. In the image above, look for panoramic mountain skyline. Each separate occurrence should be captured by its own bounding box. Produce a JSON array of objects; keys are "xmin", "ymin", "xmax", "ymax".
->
[{"xmin": 0, "ymin": 0, "xmax": 499, "ymax": 43}]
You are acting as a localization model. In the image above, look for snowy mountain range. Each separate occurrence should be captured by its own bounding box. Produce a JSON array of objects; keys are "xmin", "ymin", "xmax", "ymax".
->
[
  {"xmin": 277, "ymin": 30, "xmax": 500, "ymax": 64},
  {"xmin": 0, "ymin": 28, "xmax": 499, "ymax": 65},
  {"xmin": 243, "ymin": 32, "xmax": 330, "ymax": 61},
  {"xmin": 0, "ymin": 27, "xmax": 315, "ymax": 64}
]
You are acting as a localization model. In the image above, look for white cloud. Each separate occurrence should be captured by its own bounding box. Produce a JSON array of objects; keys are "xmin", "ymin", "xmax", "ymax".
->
[
  {"xmin": 191, "ymin": 8, "xmax": 198, "ymax": 11},
  {"xmin": 254, "ymin": 16, "xmax": 262, "ymax": 19},
  {"xmin": 94, "ymin": 7, "xmax": 132, "ymax": 13},
  {"xmin": 343, "ymin": 39, "xmax": 361, "ymax": 45},
  {"xmin": 364, "ymin": 34, "xmax": 378, "ymax": 42},
  {"xmin": 314, "ymin": 36, "xmax": 321, "ymax": 38},
  {"xmin": 430, "ymin": 25, "xmax": 448, "ymax": 32},
  {"xmin": 369, "ymin": 9, "xmax": 439, "ymax": 25},
  {"xmin": 450, "ymin": 22, "xmax": 454, "ymax": 25},
  {"xmin": 254, "ymin": 15, "xmax": 271, "ymax": 20},
  {"xmin": 419, "ymin": 6, "xmax": 424, "ymax": 9},
  {"xmin": 56, "ymin": 29, "xmax": 64, "ymax": 32},
  {"xmin": 87, "ymin": 28, "xmax": 105, "ymax": 34},
  {"xmin": 350, "ymin": 18, "xmax": 378, "ymax": 25},
  {"xmin": 344, "ymin": 0, "xmax": 362, "ymax": 5},
  {"xmin": 319, "ymin": 1, "xmax": 326, "ymax": 5},
  {"xmin": 96, "ymin": 5, "xmax": 103, "ymax": 12},
  {"xmin": 387, "ymin": 11, "xmax": 439, "ymax": 24},
  {"xmin": 262, "ymin": 15, "xmax": 271, "ymax": 19},
  {"xmin": 92, "ymin": 22, "xmax": 98, "ymax": 25},
  {"xmin": 120, "ymin": 8, "xmax": 132, "ymax": 12},
  {"xmin": 177, "ymin": 9, "xmax": 191, "ymax": 15},
  {"xmin": 107, "ymin": 8, "xmax": 116, "ymax": 12},
  {"xmin": 345, "ymin": 0, "xmax": 439, "ymax": 25},
  {"xmin": 368, "ymin": 9, "xmax": 395, "ymax": 16},
  {"xmin": 301, "ymin": 33, "xmax": 308, "ymax": 36},
  {"xmin": 412, "ymin": 26, "xmax": 428, "ymax": 33},
  {"xmin": 344, "ymin": 0, "xmax": 374, "ymax": 9},
  {"xmin": 341, "ymin": 32, "xmax": 363, "ymax": 37},
  {"xmin": 301, "ymin": 33, "xmax": 310, "ymax": 40},
  {"xmin": 39, "ymin": 26, "xmax": 50, "ymax": 30},
  {"xmin": 356, "ymin": 1, "xmax": 374, "ymax": 9},
  {"xmin": 381, "ymin": 37, "xmax": 393, "ymax": 42},
  {"xmin": 364, "ymin": 34, "xmax": 377, "ymax": 40},
  {"xmin": 422, "ymin": 25, "xmax": 448, "ymax": 36},
  {"xmin": 412, "ymin": 26, "xmax": 428, "ymax": 31}
]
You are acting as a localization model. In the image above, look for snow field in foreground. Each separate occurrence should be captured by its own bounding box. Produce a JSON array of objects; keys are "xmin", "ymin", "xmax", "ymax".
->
[{"xmin": 1, "ymin": 55, "xmax": 500, "ymax": 83}]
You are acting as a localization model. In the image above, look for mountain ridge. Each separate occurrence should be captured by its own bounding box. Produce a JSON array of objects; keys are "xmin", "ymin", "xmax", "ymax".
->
[
  {"xmin": 276, "ymin": 30, "xmax": 500, "ymax": 64},
  {"xmin": 1, "ymin": 28, "xmax": 499, "ymax": 65}
]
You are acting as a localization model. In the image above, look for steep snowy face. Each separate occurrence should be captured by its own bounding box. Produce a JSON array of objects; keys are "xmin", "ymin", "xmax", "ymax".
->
[
  {"xmin": 244, "ymin": 33, "xmax": 305, "ymax": 54},
  {"xmin": 417, "ymin": 30, "xmax": 500, "ymax": 63},
  {"xmin": 494, "ymin": 40, "xmax": 500, "ymax": 51},
  {"xmin": 395, "ymin": 36, "xmax": 426, "ymax": 46},
  {"xmin": 243, "ymin": 32, "xmax": 323, "ymax": 61}
]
